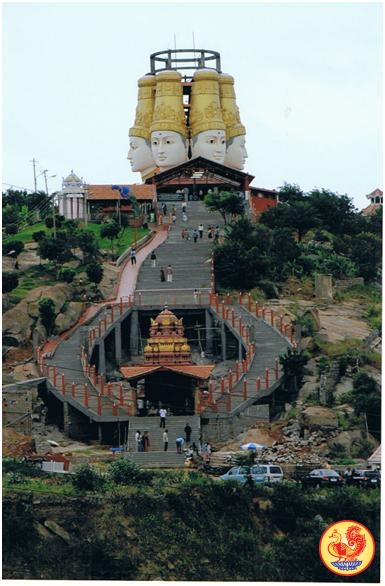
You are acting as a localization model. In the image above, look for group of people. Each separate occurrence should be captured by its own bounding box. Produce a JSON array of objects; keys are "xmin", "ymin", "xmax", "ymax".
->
[
  {"xmin": 134, "ymin": 429, "xmax": 150, "ymax": 452},
  {"xmin": 160, "ymin": 264, "xmax": 173, "ymax": 283}
]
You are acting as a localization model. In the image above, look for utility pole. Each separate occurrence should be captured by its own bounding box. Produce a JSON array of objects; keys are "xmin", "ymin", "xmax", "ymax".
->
[
  {"xmin": 43, "ymin": 169, "xmax": 56, "ymax": 239},
  {"xmin": 30, "ymin": 158, "xmax": 38, "ymax": 192}
]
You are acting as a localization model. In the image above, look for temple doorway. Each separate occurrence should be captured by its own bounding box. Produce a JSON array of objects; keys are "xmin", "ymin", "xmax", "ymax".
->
[{"xmin": 142, "ymin": 370, "xmax": 195, "ymax": 416}]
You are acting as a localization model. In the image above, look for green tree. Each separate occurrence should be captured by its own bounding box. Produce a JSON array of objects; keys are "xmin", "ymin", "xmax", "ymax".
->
[
  {"xmin": 2, "ymin": 272, "xmax": 19, "ymax": 294},
  {"xmin": 260, "ymin": 201, "xmax": 320, "ymax": 242},
  {"xmin": 78, "ymin": 231, "xmax": 99, "ymax": 262},
  {"xmin": 350, "ymin": 232, "xmax": 382, "ymax": 282},
  {"xmin": 2, "ymin": 240, "xmax": 24, "ymax": 256},
  {"xmin": 307, "ymin": 188, "xmax": 357, "ymax": 236},
  {"xmin": 204, "ymin": 190, "xmax": 245, "ymax": 224},
  {"xmin": 86, "ymin": 262, "xmax": 104, "ymax": 286},
  {"xmin": 38, "ymin": 297, "xmax": 56, "ymax": 336},
  {"xmin": 38, "ymin": 234, "xmax": 72, "ymax": 266},
  {"xmin": 351, "ymin": 372, "xmax": 381, "ymax": 440},
  {"xmin": 279, "ymin": 348, "xmax": 308, "ymax": 394},
  {"xmin": 277, "ymin": 182, "xmax": 304, "ymax": 203},
  {"xmin": 4, "ymin": 223, "xmax": 18, "ymax": 235},
  {"xmin": 100, "ymin": 220, "xmax": 121, "ymax": 253},
  {"xmin": 71, "ymin": 463, "xmax": 106, "ymax": 492}
]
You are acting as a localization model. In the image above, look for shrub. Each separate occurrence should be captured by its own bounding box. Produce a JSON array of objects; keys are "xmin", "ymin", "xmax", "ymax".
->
[
  {"xmin": 3, "ymin": 240, "xmax": 24, "ymax": 256},
  {"xmin": 71, "ymin": 464, "xmax": 106, "ymax": 492},
  {"xmin": 5, "ymin": 223, "xmax": 18, "ymax": 235},
  {"xmin": 58, "ymin": 267, "xmax": 76, "ymax": 283},
  {"xmin": 108, "ymin": 458, "xmax": 152, "ymax": 485}
]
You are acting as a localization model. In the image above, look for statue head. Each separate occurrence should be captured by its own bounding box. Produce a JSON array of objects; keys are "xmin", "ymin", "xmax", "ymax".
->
[
  {"xmin": 151, "ymin": 130, "xmax": 188, "ymax": 169},
  {"xmin": 224, "ymin": 134, "xmax": 248, "ymax": 170},
  {"xmin": 127, "ymin": 136, "xmax": 155, "ymax": 173},
  {"xmin": 128, "ymin": 74, "xmax": 157, "ymax": 175},
  {"xmin": 219, "ymin": 73, "xmax": 247, "ymax": 170},
  {"xmin": 150, "ymin": 70, "xmax": 188, "ymax": 170},
  {"xmin": 191, "ymin": 129, "xmax": 226, "ymax": 164},
  {"xmin": 189, "ymin": 69, "xmax": 226, "ymax": 164}
]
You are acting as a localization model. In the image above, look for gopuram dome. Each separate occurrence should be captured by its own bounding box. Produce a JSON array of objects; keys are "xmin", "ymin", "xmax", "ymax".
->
[{"xmin": 144, "ymin": 306, "xmax": 191, "ymax": 365}]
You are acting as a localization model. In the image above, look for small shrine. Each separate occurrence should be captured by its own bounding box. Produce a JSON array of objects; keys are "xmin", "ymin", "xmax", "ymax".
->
[{"xmin": 143, "ymin": 306, "xmax": 192, "ymax": 364}]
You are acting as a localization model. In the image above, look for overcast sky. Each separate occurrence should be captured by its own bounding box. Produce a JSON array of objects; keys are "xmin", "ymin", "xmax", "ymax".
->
[{"xmin": 2, "ymin": 1, "xmax": 383, "ymax": 211}]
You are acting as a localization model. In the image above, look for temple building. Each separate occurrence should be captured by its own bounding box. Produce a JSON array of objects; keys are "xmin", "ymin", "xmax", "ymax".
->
[{"xmin": 120, "ymin": 307, "xmax": 215, "ymax": 415}]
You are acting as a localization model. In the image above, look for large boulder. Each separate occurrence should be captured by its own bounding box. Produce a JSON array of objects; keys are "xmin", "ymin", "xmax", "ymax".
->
[
  {"xmin": 2, "ymin": 299, "xmax": 34, "ymax": 345},
  {"xmin": 55, "ymin": 302, "xmax": 84, "ymax": 334},
  {"xmin": 2, "ymin": 283, "xmax": 72, "ymax": 346},
  {"xmin": 300, "ymin": 406, "xmax": 338, "ymax": 432}
]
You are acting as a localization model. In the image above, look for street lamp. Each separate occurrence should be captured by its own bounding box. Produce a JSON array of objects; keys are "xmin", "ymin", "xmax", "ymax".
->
[{"xmin": 42, "ymin": 170, "xmax": 57, "ymax": 239}]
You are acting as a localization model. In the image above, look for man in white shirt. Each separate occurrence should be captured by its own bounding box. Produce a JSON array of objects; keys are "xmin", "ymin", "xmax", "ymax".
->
[{"xmin": 159, "ymin": 407, "xmax": 167, "ymax": 428}]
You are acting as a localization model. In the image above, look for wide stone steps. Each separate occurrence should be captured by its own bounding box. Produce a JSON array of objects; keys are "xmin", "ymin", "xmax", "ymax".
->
[
  {"xmin": 135, "ymin": 201, "xmax": 223, "ymax": 304},
  {"xmin": 127, "ymin": 415, "xmax": 200, "ymax": 452}
]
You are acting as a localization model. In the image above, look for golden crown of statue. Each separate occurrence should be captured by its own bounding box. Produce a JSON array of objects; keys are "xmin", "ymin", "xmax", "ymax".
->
[
  {"xmin": 150, "ymin": 70, "xmax": 188, "ymax": 138},
  {"xmin": 219, "ymin": 73, "xmax": 246, "ymax": 140},
  {"xmin": 129, "ymin": 75, "xmax": 157, "ymax": 140},
  {"xmin": 189, "ymin": 69, "xmax": 225, "ymax": 137}
]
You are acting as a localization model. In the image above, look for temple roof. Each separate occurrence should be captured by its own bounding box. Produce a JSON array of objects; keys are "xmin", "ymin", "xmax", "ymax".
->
[
  {"xmin": 145, "ymin": 156, "xmax": 255, "ymax": 188},
  {"xmin": 86, "ymin": 183, "xmax": 156, "ymax": 201},
  {"xmin": 120, "ymin": 364, "xmax": 214, "ymax": 380}
]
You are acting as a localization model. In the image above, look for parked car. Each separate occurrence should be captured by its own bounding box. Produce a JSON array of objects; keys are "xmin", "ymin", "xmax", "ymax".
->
[
  {"xmin": 219, "ymin": 466, "xmax": 251, "ymax": 484},
  {"xmin": 345, "ymin": 469, "xmax": 381, "ymax": 488},
  {"xmin": 219, "ymin": 464, "xmax": 284, "ymax": 484},
  {"xmin": 250, "ymin": 464, "xmax": 284, "ymax": 483},
  {"xmin": 300, "ymin": 468, "xmax": 344, "ymax": 488}
]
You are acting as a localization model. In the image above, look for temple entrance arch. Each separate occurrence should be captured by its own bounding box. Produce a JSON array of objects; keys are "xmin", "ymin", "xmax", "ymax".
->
[{"xmin": 142, "ymin": 370, "xmax": 195, "ymax": 416}]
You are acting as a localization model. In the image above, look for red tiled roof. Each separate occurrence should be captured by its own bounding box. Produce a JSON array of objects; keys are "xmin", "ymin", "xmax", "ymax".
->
[
  {"xmin": 119, "ymin": 364, "xmax": 214, "ymax": 380},
  {"xmin": 361, "ymin": 203, "xmax": 382, "ymax": 217},
  {"xmin": 120, "ymin": 366, "xmax": 162, "ymax": 379},
  {"xmin": 165, "ymin": 365, "xmax": 214, "ymax": 379},
  {"xmin": 86, "ymin": 184, "xmax": 156, "ymax": 201}
]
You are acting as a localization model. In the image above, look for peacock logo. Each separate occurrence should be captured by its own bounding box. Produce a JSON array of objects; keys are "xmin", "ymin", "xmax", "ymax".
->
[{"xmin": 319, "ymin": 520, "xmax": 375, "ymax": 576}]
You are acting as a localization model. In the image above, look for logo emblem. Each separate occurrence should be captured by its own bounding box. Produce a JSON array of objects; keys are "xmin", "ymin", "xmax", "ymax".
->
[{"xmin": 319, "ymin": 520, "xmax": 375, "ymax": 576}]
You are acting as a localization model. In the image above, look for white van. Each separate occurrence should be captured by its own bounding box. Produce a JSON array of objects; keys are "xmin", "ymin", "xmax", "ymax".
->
[{"xmin": 250, "ymin": 464, "xmax": 284, "ymax": 483}]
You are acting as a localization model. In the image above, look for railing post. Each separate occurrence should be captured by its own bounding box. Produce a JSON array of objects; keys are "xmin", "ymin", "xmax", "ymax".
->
[
  {"xmin": 229, "ymin": 369, "xmax": 233, "ymax": 392},
  {"xmin": 275, "ymin": 358, "xmax": 280, "ymax": 380},
  {"xmin": 61, "ymin": 374, "xmax": 66, "ymax": 395},
  {"xmin": 265, "ymin": 368, "xmax": 270, "ymax": 389},
  {"xmin": 215, "ymin": 294, "xmax": 219, "ymax": 313},
  {"xmin": 247, "ymin": 292, "xmax": 251, "ymax": 311},
  {"xmin": 100, "ymin": 374, "xmax": 105, "ymax": 395},
  {"xmin": 262, "ymin": 306, "xmax": 266, "ymax": 320},
  {"xmin": 97, "ymin": 395, "xmax": 102, "ymax": 416},
  {"xmin": 221, "ymin": 300, "xmax": 225, "ymax": 318},
  {"xmin": 243, "ymin": 378, "xmax": 248, "ymax": 400},
  {"xmin": 138, "ymin": 292, "xmax": 142, "ymax": 305},
  {"xmin": 226, "ymin": 393, "xmax": 232, "ymax": 412},
  {"xmin": 208, "ymin": 381, "xmax": 214, "ymax": 404},
  {"xmin": 231, "ymin": 309, "xmax": 235, "ymax": 327},
  {"xmin": 71, "ymin": 382, "xmax": 75, "ymax": 398},
  {"xmin": 270, "ymin": 309, "xmax": 274, "ymax": 327},
  {"xmin": 112, "ymin": 403, "xmax": 118, "ymax": 416},
  {"xmin": 256, "ymin": 377, "xmax": 261, "ymax": 392},
  {"xmin": 119, "ymin": 383, "xmax": 124, "ymax": 405},
  {"xmin": 107, "ymin": 382, "xmax": 112, "ymax": 397},
  {"xmin": 238, "ymin": 291, "xmax": 242, "ymax": 305},
  {"xmin": 255, "ymin": 302, "xmax": 259, "ymax": 318},
  {"xmin": 84, "ymin": 384, "xmax": 89, "ymax": 408},
  {"xmin": 235, "ymin": 361, "xmax": 240, "ymax": 381},
  {"xmin": 119, "ymin": 298, "xmax": 123, "ymax": 315},
  {"xmin": 53, "ymin": 366, "xmax": 57, "ymax": 386}
]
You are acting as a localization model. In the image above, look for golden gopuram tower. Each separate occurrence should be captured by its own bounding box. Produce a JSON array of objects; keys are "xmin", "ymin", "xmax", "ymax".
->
[{"xmin": 143, "ymin": 306, "xmax": 192, "ymax": 365}]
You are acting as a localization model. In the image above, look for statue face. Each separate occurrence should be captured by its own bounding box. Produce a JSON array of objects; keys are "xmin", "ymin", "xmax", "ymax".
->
[
  {"xmin": 151, "ymin": 130, "xmax": 188, "ymax": 169},
  {"xmin": 224, "ymin": 135, "xmax": 248, "ymax": 170},
  {"xmin": 127, "ymin": 137, "xmax": 155, "ymax": 172},
  {"xmin": 191, "ymin": 130, "xmax": 226, "ymax": 164}
]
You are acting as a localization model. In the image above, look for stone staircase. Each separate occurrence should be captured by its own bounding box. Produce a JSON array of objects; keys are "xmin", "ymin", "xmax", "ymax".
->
[
  {"xmin": 124, "ymin": 414, "xmax": 200, "ymax": 468},
  {"xmin": 134, "ymin": 200, "xmax": 223, "ymax": 305}
]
